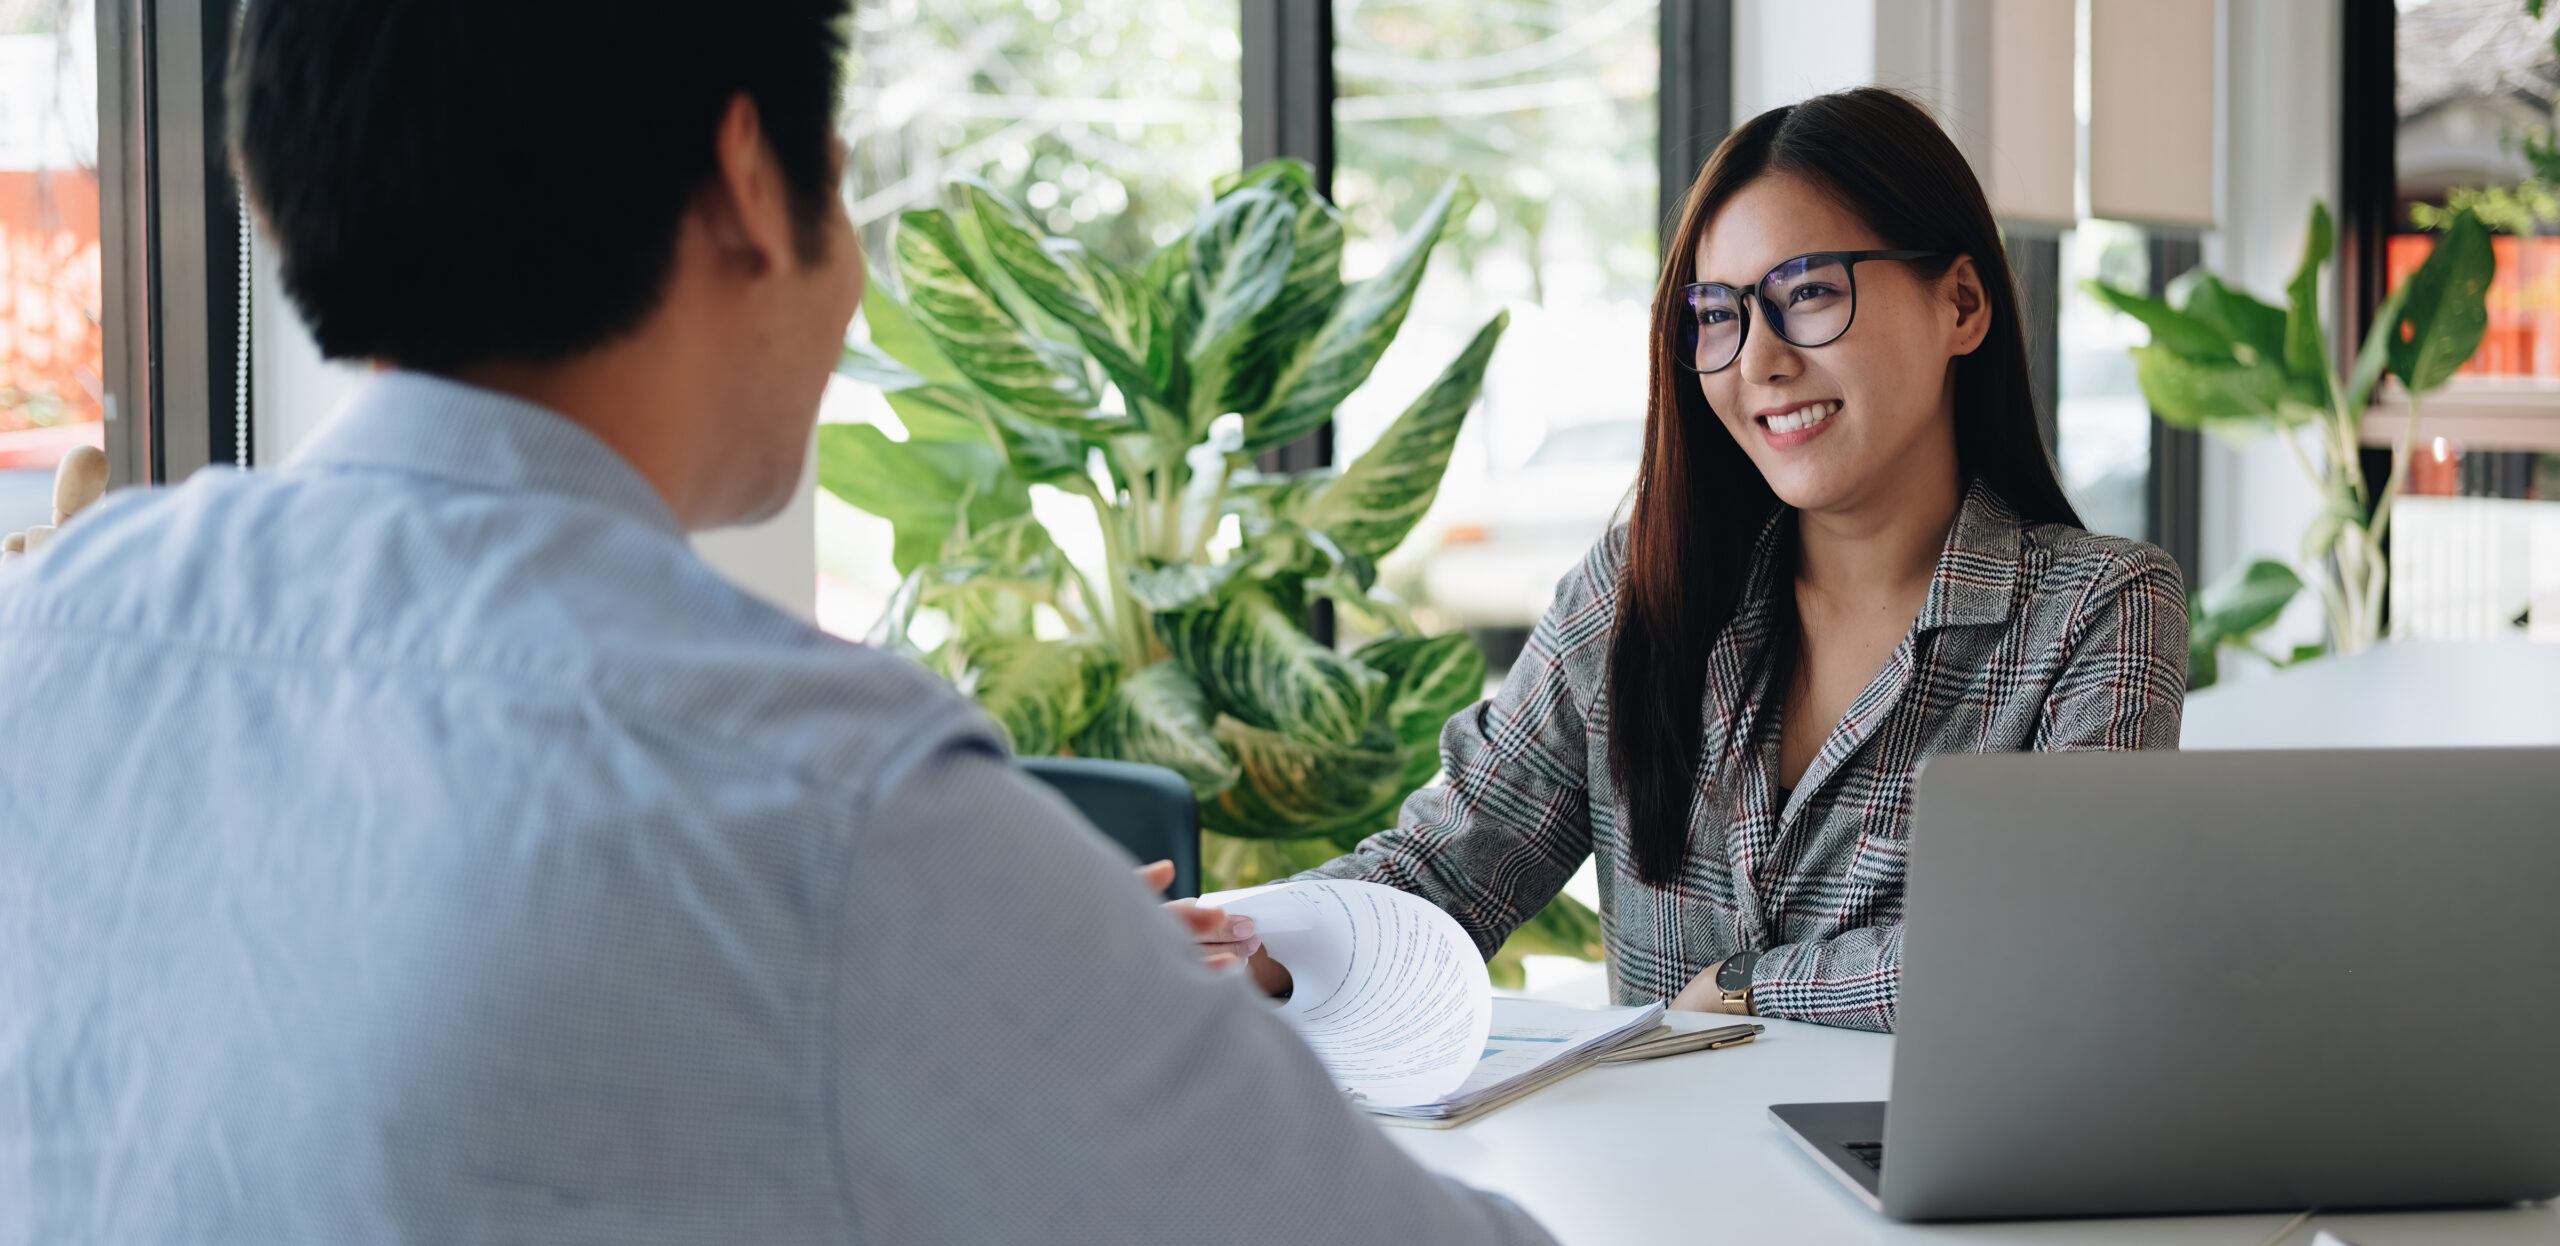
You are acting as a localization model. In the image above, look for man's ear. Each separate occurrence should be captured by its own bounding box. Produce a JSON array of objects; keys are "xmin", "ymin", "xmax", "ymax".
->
[
  {"xmin": 1944, "ymin": 252, "xmax": 1992, "ymax": 357},
  {"xmin": 696, "ymin": 93, "xmax": 789, "ymax": 280}
]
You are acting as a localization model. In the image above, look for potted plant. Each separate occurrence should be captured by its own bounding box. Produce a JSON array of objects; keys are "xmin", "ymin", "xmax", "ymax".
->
[
  {"xmin": 824, "ymin": 160, "xmax": 1600, "ymax": 982},
  {"xmin": 2088, "ymin": 204, "xmax": 2495, "ymax": 685}
]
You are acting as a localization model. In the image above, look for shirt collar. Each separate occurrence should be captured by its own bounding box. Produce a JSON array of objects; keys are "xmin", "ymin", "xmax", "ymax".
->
[
  {"xmin": 1744, "ymin": 477, "xmax": 2024, "ymax": 633},
  {"xmin": 288, "ymin": 370, "xmax": 683, "ymax": 538},
  {"xmin": 1912, "ymin": 479, "xmax": 2024, "ymax": 631}
]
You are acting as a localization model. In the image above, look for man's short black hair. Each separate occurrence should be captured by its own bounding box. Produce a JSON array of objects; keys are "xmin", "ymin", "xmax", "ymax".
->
[{"xmin": 231, "ymin": 0, "xmax": 851, "ymax": 371}]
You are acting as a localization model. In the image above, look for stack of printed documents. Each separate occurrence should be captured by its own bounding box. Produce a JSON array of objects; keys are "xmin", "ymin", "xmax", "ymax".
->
[{"xmin": 1201, "ymin": 880, "xmax": 1667, "ymax": 1128}]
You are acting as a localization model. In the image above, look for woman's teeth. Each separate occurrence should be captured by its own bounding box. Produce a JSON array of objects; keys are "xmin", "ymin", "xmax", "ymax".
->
[{"xmin": 1766, "ymin": 401, "xmax": 1840, "ymax": 435}]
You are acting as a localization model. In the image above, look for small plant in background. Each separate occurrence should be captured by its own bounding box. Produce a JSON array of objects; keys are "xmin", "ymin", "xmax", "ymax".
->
[
  {"xmin": 823, "ymin": 160, "xmax": 1600, "ymax": 983},
  {"xmin": 2089, "ymin": 204, "xmax": 2496, "ymax": 687}
]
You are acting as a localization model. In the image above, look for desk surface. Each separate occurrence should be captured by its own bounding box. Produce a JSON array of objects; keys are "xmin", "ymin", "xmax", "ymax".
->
[
  {"xmin": 1388, "ymin": 1011, "xmax": 2560, "ymax": 1245},
  {"xmin": 2181, "ymin": 640, "xmax": 2560, "ymax": 750}
]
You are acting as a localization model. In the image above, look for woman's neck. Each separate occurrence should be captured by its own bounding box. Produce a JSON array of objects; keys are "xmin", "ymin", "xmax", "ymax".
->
[{"xmin": 1793, "ymin": 457, "xmax": 1965, "ymax": 607}]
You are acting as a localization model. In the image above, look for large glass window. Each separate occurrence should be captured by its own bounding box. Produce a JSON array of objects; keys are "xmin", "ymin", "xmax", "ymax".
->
[
  {"xmin": 1330, "ymin": 0, "xmax": 1660, "ymax": 670},
  {"xmin": 2052, "ymin": 221, "xmax": 2153, "ymax": 542},
  {"xmin": 0, "ymin": 0, "xmax": 100, "ymax": 532},
  {"xmin": 2383, "ymin": 0, "xmax": 2560, "ymax": 641},
  {"xmin": 822, "ymin": 0, "xmax": 1245, "ymax": 636}
]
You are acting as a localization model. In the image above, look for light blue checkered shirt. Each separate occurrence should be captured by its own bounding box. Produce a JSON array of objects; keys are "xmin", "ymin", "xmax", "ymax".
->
[{"xmin": 0, "ymin": 372, "xmax": 1550, "ymax": 1246}]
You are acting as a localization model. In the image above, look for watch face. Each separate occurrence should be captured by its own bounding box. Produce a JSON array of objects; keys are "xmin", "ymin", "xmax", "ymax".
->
[{"xmin": 1717, "ymin": 950, "xmax": 1759, "ymax": 992}]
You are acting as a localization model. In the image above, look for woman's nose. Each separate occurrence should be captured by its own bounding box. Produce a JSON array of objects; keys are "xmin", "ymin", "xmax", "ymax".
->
[{"xmin": 1736, "ymin": 298, "xmax": 1802, "ymax": 384}]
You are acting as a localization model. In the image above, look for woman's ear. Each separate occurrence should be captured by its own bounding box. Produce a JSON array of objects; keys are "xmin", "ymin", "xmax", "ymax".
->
[{"xmin": 1944, "ymin": 253, "xmax": 1991, "ymax": 357}]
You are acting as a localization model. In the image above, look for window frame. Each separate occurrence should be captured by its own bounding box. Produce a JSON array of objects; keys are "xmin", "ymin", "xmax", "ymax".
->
[{"xmin": 94, "ymin": 0, "xmax": 251, "ymax": 488}]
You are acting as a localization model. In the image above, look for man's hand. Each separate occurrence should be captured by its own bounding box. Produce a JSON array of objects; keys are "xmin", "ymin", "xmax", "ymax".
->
[
  {"xmin": 1139, "ymin": 860, "xmax": 1261, "ymax": 969},
  {"xmin": 1138, "ymin": 860, "xmax": 1292, "ymax": 995}
]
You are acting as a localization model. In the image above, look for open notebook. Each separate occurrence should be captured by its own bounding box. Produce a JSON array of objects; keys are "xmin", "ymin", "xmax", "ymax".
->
[{"xmin": 1201, "ymin": 880, "xmax": 1665, "ymax": 1128}]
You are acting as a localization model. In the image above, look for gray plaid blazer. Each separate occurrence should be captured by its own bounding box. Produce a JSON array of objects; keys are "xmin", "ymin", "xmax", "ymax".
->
[{"xmin": 1300, "ymin": 481, "xmax": 2188, "ymax": 1032}]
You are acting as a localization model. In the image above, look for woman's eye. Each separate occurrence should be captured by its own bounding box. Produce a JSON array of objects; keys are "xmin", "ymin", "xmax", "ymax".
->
[
  {"xmin": 1700, "ymin": 308, "xmax": 1735, "ymax": 325},
  {"xmin": 1787, "ymin": 283, "xmax": 1841, "ymax": 306}
]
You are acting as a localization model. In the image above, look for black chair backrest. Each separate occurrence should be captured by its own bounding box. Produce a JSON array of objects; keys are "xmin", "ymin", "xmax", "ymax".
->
[{"xmin": 1018, "ymin": 757, "xmax": 1201, "ymax": 899}]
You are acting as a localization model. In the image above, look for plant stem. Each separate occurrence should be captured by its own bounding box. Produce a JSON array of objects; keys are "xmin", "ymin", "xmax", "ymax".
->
[
  {"xmin": 1071, "ymin": 475, "xmax": 1150, "ymax": 669},
  {"xmin": 1158, "ymin": 454, "xmax": 1189, "ymax": 562},
  {"xmin": 2278, "ymin": 423, "xmax": 2359, "ymax": 647},
  {"xmin": 2360, "ymin": 390, "xmax": 2424, "ymax": 642},
  {"xmin": 1191, "ymin": 456, "xmax": 1235, "ymax": 559}
]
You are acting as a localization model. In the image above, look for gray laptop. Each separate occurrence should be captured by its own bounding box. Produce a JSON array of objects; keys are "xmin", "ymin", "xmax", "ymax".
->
[{"xmin": 1771, "ymin": 748, "xmax": 2560, "ymax": 1222}]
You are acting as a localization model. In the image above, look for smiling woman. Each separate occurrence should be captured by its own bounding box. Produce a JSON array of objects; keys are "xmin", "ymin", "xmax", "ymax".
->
[{"xmin": 1212, "ymin": 88, "xmax": 2191, "ymax": 1033}]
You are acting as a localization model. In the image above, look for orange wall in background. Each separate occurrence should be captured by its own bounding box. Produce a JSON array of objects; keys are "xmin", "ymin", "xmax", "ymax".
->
[
  {"xmin": 2387, "ymin": 233, "xmax": 2560, "ymax": 382},
  {"xmin": 0, "ymin": 168, "xmax": 107, "ymax": 469}
]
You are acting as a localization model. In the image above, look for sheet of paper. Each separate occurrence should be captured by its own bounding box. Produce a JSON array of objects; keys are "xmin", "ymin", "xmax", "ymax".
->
[
  {"xmin": 1201, "ymin": 880, "xmax": 1491, "ymax": 1107},
  {"xmin": 1451, "ymin": 999, "xmax": 1664, "ymax": 1098}
]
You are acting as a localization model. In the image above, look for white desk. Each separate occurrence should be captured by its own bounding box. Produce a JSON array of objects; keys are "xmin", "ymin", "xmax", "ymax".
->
[
  {"xmin": 2182, "ymin": 640, "xmax": 2560, "ymax": 750},
  {"xmin": 1388, "ymin": 1011, "xmax": 2560, "ymax": 1245}
]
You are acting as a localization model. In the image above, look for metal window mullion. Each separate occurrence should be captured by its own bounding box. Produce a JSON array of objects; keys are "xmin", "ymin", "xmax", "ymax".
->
[
  {"xmin": 1242, "ymin": 0, "xmax": 1334, "ymax": 479},
  {"xmin": 1658, "ymin": 0, "xmax": 1731, "ymax": 248},
  {"xmin": 96, "ymin": 0, "xmax": 155, "ymax": 489},
  {"xmin": 1242, "ymin": 0, "xmax": 1335, "ymax": 639}
]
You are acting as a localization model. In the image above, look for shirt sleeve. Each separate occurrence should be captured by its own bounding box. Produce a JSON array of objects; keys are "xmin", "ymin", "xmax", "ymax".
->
[
  {"xmin": 827, "ymin": 722, "xmax": 1557, "ymax": 1246},
  {"xmin": 1289, "ymin": 540, "xmax": 1616, "ymax": 959},
  {"xmin": 1749, "ymin": 545, "xmax": 2190, "ymax": 1033}
]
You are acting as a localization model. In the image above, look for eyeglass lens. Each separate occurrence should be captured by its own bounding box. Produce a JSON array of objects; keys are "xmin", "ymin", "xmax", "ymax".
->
[{"xmin": 1679, "ymin": 253, "xmax": 1858, "ymax": 373}]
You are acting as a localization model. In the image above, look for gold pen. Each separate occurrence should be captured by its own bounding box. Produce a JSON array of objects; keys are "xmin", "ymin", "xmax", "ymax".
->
[{"xmin": 1597, "ymin": 1022, "xmax": 1764, "ymax": 1063}]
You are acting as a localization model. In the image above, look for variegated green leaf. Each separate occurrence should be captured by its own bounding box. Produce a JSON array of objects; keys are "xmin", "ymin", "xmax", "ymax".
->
[
  {"xmin": 893, "ymin": 208, "xmax": 1112, "ymax": 433},
  {"xmin": 1215, "ymin": 161, "xmax": 1346, "ymax": 418},
  {"xmin": 2082, "ymin": 279, "xmax": 2242, "ymax": 362},
  {"xmin": 2280, "ymin": 202, "xmax": 2335, "ymax": 409},
  {"xmin": 2385, "ymin": 208, "xmax": 2495, "ymax": 395},
  {"xmin": 964, "ymin": 184, "xmax": 1175, "ymax": 418},
  {"xmin": 1201, "ymin": 715, "xmax": 1405, "ymax": 841},
  {"xmin": 1144, "ymin": 232, "xmax": 1197, "ymax": 349},
  {"xmin": 1353, "ymin": 632, "xmax": 1484, "ymax": 792},
  {"xmin": 2166, "ymin": 269, "xmax": 2286, "ymax": 368},
  {"xmin": 961, "ymin": 635, "xmax": 1122, "ymax": 757},
  {"xmin": 1184, "ymin": 189, "xmax": 1299, "ymax": 434},
  {"xmin": 816, "ymin": 424, "xmax": 1030, "ymax": 574},
  {"xmin": 859, "ymin": 281, "xmax": 964, "ymax": 384},
  {"xmin": 1243, "ymin": 177, "xmax": 1475, "ymax": 453},
  {"xmin": 2343, "ymin": 281, "xmax": 2414, "ymax": 418},
  {"xmin": 1071, "ymin": 662, "xmax": 1240, "ymax": 796},
  {"xmin": 1123, "ymin": 557, "xmax": 1242, "ymax": 613},
  {"xmin": 1295, "ymin": 310, "xmax": 1507, "ymax": 560},
  {"xmin": 1159, "ymin": 587, "xmax": 1385, "ymax": 747},
  {"xmin": 2128, "ymin": 344, "xmax": 2295, "ymax": 433}
]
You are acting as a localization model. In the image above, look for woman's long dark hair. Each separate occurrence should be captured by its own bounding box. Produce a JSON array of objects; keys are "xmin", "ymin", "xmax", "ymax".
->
[{"xmin": 1607, "ymin": 87, "xmax": 2082, "ymax": 887}]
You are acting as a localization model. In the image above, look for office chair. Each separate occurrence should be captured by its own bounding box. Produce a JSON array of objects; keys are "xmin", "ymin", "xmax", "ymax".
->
[{"xmin": 1018, "ymin": 757, "xmax": 1201, "ymax": 899}]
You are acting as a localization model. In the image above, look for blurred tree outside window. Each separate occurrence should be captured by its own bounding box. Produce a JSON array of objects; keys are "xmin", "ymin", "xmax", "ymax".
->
[
  {"xmin": 1331, "ymin": 0, "xmax": 1660, "ymax": 666},
  {"xmin": 2053, "ymin": 221, "xmax": 2152, "ymax": 541},
  {"xmin": 0, "ymin": 0, "xmax": 102, "ymax": 534},
  {"xmin": 822, "ymin": 0, "xmax": 1244, "ymax": 639}
]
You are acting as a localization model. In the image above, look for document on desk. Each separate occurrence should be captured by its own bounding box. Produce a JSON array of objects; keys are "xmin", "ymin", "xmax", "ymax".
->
[
  {"xmin": 1201, "ymin": 879, "xmax": 1493, "ymax": 1107},
  {"xmin": 1200, "ymin": 880, "xmax": 1665, "ymax": 1123}
]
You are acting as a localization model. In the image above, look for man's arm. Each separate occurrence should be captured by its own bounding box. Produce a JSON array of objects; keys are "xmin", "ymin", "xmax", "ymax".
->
[{"xmin": 828, "ymin": 731, "xmax": 1556, "ymax": 1246}]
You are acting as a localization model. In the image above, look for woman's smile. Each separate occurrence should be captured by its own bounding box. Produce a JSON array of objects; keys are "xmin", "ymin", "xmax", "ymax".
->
[{"xmin": 1757, "ymin": 397, "xmax": 1842, "ymax": 446}]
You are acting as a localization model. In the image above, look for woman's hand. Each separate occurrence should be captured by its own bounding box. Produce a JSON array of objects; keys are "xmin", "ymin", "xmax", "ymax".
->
[
  {"xmin": 1139, "ymin": 860, "xmax": 1293, "ymax": 996},
  {"xmin": 1669, "ymin": 958, "xmax": 1741, "ymax": 1014}
]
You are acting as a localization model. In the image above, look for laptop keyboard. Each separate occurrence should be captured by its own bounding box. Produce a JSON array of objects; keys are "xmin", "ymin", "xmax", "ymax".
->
[{"xmin": 1845, "ymin": 1141, "xmax": 1884, "ymax": 1172}]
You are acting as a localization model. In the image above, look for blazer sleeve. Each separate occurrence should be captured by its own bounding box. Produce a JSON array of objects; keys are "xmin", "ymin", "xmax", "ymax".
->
[{"xmin": 1290, "ymin": 536, "xmax": 1622, "ymax": 959}]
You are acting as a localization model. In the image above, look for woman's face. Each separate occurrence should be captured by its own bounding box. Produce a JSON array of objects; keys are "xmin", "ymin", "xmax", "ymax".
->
[{"xmin": 1689, "ymin": 172, "xmax": 1987, "ymax": 517}]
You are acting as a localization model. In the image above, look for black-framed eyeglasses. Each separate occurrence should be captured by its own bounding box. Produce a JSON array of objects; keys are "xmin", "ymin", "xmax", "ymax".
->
[{"xmin": 1675, "ymin": 249, "xmax": 1946, "ymax": 374}]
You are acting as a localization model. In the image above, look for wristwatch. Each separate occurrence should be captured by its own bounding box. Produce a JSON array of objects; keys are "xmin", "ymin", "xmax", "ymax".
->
[{"xmin": 1713, "ymin": 949, "xmax": 1761, "ymax": 1016}]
